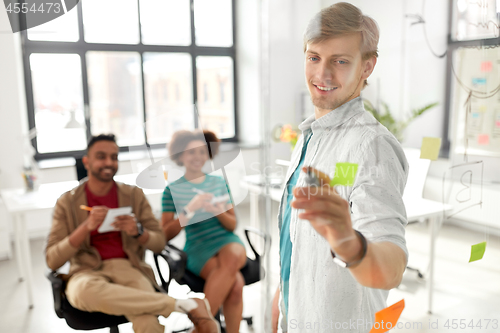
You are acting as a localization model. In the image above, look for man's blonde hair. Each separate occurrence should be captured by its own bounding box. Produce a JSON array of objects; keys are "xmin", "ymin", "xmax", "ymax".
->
[{"xmin": 303, "ymin": 2, "xmax": 379, "ymax": 87}]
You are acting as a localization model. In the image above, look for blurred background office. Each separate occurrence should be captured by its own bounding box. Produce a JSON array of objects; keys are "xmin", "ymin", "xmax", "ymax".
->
[{"xmin": 1, "ymin": 0, "xmax": 499, "ymax": 332}]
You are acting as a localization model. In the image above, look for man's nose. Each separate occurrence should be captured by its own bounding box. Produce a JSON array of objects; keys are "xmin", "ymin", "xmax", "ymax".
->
[
  {"xmin": 104, "ymin": 157, "xmax": 114, "ymax": 165},
  {"xmin": 318, "ymin": 62, "xmax": 333, "ymax": 82}
]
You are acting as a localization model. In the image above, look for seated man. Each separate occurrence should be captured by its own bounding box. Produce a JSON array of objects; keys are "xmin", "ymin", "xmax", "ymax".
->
[{"xmin": 46, "ymin": 134, "xmax": 219, "ymax": 333}]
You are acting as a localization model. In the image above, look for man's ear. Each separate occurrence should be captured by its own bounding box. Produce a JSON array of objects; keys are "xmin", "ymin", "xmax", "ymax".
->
[
  {"xmin": 82, "ymin": 155, "xmax": 89, "ymax": 170},
  {"xmin": 362, "ymin": 56, "xmax": 377, "ymax": 80}
]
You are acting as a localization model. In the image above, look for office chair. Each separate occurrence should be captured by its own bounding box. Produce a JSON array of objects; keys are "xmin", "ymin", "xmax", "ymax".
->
[
  {"xmin": 403, "ymin": 147, "xmax": 432, "ymax": 280},
  {"xmin": 46, "ymin": 270, "xmax": 128, "ymax": 333},
  {"xmin": 75, "ymin": 157, "xmax": 88, "ymax": 182},
  {"xmin": 153, "ymin": 227, "xmax": 269, "ymax": 333}
]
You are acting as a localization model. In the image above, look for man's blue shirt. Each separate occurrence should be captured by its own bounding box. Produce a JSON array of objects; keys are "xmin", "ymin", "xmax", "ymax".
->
[{"xmin": 280, "ymin": 132, "xmax": 312, "ymax": 317}]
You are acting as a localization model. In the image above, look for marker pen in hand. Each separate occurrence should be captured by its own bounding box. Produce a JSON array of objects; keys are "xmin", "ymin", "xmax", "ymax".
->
[{"xmin": 302, "ymin": 166, "xmax": 331, "ymax": 186}]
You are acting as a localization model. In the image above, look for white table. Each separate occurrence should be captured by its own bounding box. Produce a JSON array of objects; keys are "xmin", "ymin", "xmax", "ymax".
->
[
  {"xmin": 241, "ymin": 175, "xmax": 453, "ymax": 314},
  {"xmin": 0, "ymin": 174, "xmax": 164, "ymax": 309}
]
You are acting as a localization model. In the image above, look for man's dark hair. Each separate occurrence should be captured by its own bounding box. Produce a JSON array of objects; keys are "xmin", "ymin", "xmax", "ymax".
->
[{"xmin": 87, "ymin": 134, "xmax": 117, "ymax": 153}]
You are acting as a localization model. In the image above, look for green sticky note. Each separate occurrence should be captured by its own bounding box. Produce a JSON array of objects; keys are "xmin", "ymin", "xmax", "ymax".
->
[
  {"xmin": 469, "ymin": 241, "xmax": 487, "ymax": 262},
  {"xmin": 330, "ymin": 163, "xmax": 358, "ymax": 186},
  {"xmin": 420, "ymin": 137, "xmax": 442, "ymax": 160}
]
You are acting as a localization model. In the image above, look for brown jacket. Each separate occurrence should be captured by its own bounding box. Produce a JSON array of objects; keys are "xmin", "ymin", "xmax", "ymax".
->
[{"xmin": 45, "ymin": 180, "xmax": 166, "ymax": 286}]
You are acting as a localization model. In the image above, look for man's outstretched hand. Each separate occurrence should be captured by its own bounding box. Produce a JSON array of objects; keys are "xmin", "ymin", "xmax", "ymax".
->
[{"xmin": 292, "ymin": 166, "xmax": 361, "ymax": 261}]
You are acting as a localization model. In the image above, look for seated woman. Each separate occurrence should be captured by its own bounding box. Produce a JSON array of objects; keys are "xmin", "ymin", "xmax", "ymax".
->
[{"xmin": 161, "ymin": 130, "xmax": 246, "ymax": 333}]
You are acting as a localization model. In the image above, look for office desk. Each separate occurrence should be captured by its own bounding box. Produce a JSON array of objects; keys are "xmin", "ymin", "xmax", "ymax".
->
[
  {"xmin": 0, "ymin": 174, "xmax": 164, "ymax": 309},
  {"xmin": 241, "ymin": 175, "xmax": 453, "ymax": 314}
]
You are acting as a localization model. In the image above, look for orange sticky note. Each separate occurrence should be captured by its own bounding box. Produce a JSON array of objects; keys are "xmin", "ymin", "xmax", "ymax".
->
[
  {"xmin": 480, "ymin": 61, "xmax": 492, "ymax": 72},
  {"xmin": 370, "ymin": 299, "xmax": 405, "ymax": 333},
  {"xmin": 478, "ymin": 134, "xmax": 489, "ymax": 145}
]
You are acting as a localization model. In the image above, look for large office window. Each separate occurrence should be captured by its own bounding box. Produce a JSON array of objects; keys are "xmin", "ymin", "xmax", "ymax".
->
[
  {"xmin": 442, "ymin": 0, "xmax": 500, "ymax": 154},
  {"xmin": 22, "ymin": 0, "xmax": 237, "ymax": 160}
]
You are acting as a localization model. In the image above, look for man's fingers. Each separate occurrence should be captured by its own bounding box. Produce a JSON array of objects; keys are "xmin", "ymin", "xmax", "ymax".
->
[
  {"xmin": 293, "ymin": 185, "xmax": 339, "ymax": 200},
  {"xmin": 292, "ymin": 197, "xmax": 341, "ymax": 211},
  {"xmin": 302, "ymin": 166, "xmax": 331, "ymax": 186},
  {"xmin": 92, "ymin": 206, "xmax": 109, "ymax": 213},
  {"xmin": 115, "ymin": 214, "xmax": 135, "ymax": 221}
]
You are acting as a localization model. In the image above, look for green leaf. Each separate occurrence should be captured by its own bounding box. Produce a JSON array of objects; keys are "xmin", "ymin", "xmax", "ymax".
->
[{"xmin": 362, "ymin": 98, "xmax": 438, "ymax": 143}]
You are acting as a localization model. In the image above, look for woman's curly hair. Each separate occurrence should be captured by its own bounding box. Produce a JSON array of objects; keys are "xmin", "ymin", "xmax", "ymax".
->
[{"xmin": 168, "ymin": 130, "xmax": 221, "ymax": 166}]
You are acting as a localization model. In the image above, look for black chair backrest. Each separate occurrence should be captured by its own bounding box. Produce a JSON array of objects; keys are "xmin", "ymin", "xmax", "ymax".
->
[
  {"xmin": 46, "ymin": 270, "xmax": 128, "ymax": 331},
  {"xmin": 153, "ymin": 227, "xmax": 270, "ymax": 293},
  {"xmin": 75, "ymin": 157, "xmax": 88, "ymax": 181}
]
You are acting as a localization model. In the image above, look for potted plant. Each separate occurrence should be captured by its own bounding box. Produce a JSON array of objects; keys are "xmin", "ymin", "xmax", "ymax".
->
[{"xmin": 363, "ymin": 99, "xmax": 438, "ymax": 142}]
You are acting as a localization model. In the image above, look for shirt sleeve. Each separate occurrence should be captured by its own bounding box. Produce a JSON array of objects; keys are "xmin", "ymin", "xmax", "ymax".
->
[
  {"xmin": 161, "ymin": 186, "xmax": 176, "ymax": 212},
  {"xmin": 349, "ymin": 134, "xmax": 409, "ymax": 263}
]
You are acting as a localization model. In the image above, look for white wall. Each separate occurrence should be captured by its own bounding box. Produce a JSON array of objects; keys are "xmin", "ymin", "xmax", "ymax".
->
[
  {"xmin": 267, "ymin": 0, "xmax": 322, "ymax": 162},
  {"xmin": 236, "ymin": 0, "xmax": 261, "ymax": 146},
  {"xmin": 0, "ymin": 8, "xmax": 29, "ymax": 190}
]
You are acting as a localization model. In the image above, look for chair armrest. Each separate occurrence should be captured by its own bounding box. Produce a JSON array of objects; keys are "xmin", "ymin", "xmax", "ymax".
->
[
  {"xmin": 244, "ymin": 227, "xmax": 271, "ymax": 259},
  {"xmin": 45, "ymin": 269, "xmax": 65, "ymax": 318},
  {"xmin": 153, "ymin": 243, "xmax": 188, "ymax": 291}
]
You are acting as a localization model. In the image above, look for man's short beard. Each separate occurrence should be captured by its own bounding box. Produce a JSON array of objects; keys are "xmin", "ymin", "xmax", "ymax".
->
[
  {"xmin": 311, "ymin": 97, "xmax": 343, "ymax": 112},
  {"xmin": 311, "ymin": 84, "xmax": 359, "ymax": 112},
  {"xmin": 90, "ymin": 168, "xmax": 116, "ymax": 182}
]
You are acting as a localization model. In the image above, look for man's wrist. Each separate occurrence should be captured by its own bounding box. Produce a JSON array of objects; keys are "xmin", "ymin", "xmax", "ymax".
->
[
  {"xmin": 132, "ymin": 222, "xmax": 144, "ymax": 238},
  {"xmin": 330, "ymin": 231, "xmax": 363, "ymax": 262},
  {"xmin": 330, "ymin": 230, "xmax": 367, "ymax": 268},
  {"xmin": 84, "ymin": 219, "xmax": 95, "ymax": 232}
]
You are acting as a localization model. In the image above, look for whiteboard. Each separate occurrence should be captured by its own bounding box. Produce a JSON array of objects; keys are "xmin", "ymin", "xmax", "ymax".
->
[{"xmin": 450, "ymin": 46, "xmax": 500, "ymax": 158}]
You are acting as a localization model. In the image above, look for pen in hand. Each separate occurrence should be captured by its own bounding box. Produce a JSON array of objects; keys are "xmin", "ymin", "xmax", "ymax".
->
[
  {"xmin": 80, "ymin": 205, "xmax": 93, "ymax": 212},
  {"xmin": 303, "ymin": 166, "xmax": 331, "ymax": 186}
]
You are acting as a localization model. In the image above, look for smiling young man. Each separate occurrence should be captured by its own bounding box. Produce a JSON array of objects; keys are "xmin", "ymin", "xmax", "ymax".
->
[
  {"xmin": 46, "ymin": 134, "xmax": 220, "ymax": 333},
  {"xmin": 272, "ymin": 3, "xmax": 409, "ymax": 333}
]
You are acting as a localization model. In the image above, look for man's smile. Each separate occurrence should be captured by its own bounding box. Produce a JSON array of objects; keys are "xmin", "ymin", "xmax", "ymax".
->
[{"xmin": 314, "ymin": 84, "xmax": 338, "ymax": 92}]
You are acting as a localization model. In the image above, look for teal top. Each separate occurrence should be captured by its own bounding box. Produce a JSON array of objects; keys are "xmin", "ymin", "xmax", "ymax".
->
[
  {"xmin": 280, "ymin": 132, "xmax": 312, "ymax": 318},
  {"xmin": 162, "ymin": 174, "xmax": 244, "ymax": 275}
]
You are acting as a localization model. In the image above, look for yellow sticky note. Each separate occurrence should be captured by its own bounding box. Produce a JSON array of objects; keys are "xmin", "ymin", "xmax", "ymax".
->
[
  {"xmin": 420, "ymin": 137, "xmax": 442, "ymax": 160},
  {"xmin": 370, "ymin": 299, "xmax": 405, "ymax": 333},
  {"xmin": 469, "ymin": 241, "xmax": 486, "ymax": 262},
  {"xmin": 330, "ymin": 163, "xmax": 358, "ymax": 186}
]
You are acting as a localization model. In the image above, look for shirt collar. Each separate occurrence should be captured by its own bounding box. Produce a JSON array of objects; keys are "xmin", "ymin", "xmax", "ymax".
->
[{"xmin": 298, "ymin": 97, "xmax": 365, "ymax": 134}]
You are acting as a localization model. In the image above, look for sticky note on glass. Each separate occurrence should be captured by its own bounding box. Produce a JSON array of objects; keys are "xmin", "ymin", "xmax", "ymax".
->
[
  {"xmin": 370, "ymin": 299, "xmax": 405, "ymax": 333},
  {"xmin": 478, "ymin": 134, "xmax": 489, "ymax": 145},
  {"xmin": 480, "ymin": 61, "xmax": 492, "ymax": 72},
  {"xmin": 472, "ymin": 78, "xmax": 487, "ymax": 85},
  {"xmin": 330, "ymin": 163, "xmax": 358, "ymax": 186},
  {"xmin": 469, "ymin": 241, "xmax": 486, "ymax": 262},
  {"xmin": 420, "ymin": 137, "xmax": 442, "ymax": 160}
]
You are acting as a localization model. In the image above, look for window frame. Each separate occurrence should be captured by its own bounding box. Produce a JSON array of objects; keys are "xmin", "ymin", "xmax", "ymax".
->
[
  {"xmin": 441, "ymin": 0, "xmax": 500, "ymax": 156},
  {"xmin": 21, "ymin": 0, "xmax": 238, "ymax": 161}
]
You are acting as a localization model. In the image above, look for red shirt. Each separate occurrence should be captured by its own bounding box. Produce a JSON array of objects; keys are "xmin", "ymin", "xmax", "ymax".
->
[{"xmin": 85, "ymin": 183, "xmax": 128, "ymax": 260}]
